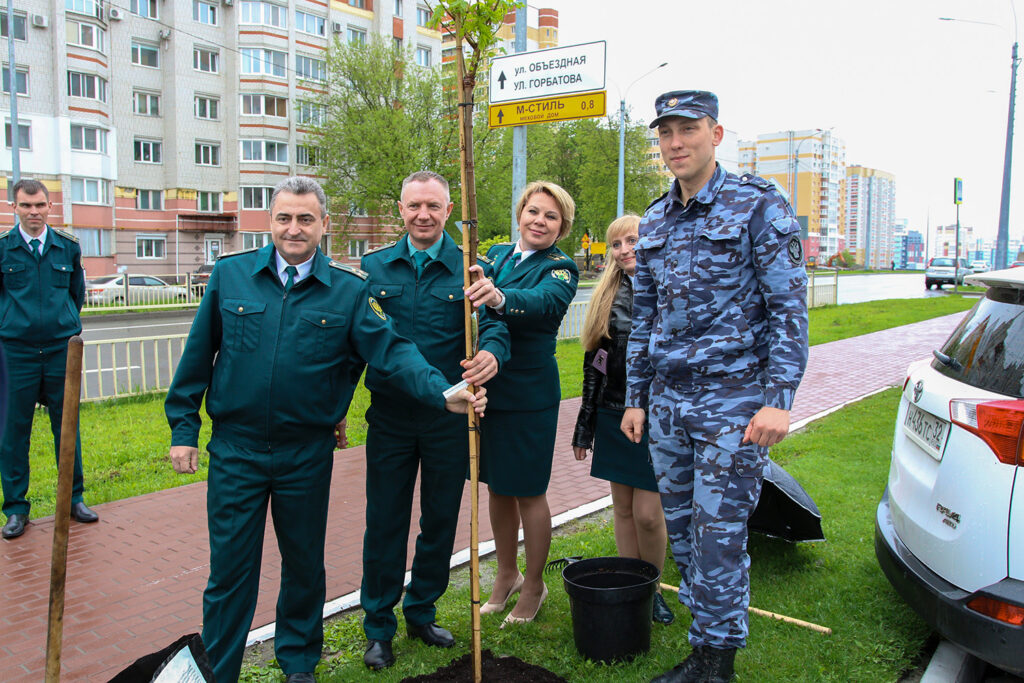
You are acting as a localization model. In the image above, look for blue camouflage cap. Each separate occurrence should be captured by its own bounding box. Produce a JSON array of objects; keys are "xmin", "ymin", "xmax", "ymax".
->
[{"xmin": 649, "ymin": 90, "xmax": 719, "ymax": 128}]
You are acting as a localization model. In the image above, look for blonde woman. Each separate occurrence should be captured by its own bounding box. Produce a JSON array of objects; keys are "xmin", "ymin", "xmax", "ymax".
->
[{"xmin": 571, "ymin": 215, "xmax": 673, "ymax": 625}]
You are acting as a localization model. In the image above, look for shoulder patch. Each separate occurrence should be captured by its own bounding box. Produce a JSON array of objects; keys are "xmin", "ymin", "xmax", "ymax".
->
[
  {"xmin": 218, "ymin": 247, "xmax": 259, "ymax": 260},
  {"xmin": 53, "ymin": 228, "xmax": 79, "ymax": 243},
  {"xmin": 363, "ymin": 241, "xmax": 397, "ymax": 256},
  {"xmin": 551, "ymin": 269, "xmax": 571, "ymax": 282},
  {"xmin": 330, "ymin": 261, "xmax": 368, "ymax": 279},
  {"xmin": 645, "ymin": 190, "xmax": 669, "ymax": 214}
]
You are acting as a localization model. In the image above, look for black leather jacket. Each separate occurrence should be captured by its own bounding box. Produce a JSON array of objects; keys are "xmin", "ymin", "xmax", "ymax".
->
[{"xmin": 572, "ymin": 276, "xmax": 633, "ymax": 449}]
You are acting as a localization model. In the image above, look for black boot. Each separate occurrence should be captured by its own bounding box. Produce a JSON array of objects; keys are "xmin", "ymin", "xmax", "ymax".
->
[
  {"xmin": 650, "ymin": 646, "xmax": 704, "ymax": 683},
  {"xmin": 652, "ymin": 592, "xmax": 675, "ymax": 624},
  {"xmin": 700, "ymin": 646, "xmax": 736, "ymax": 683}
]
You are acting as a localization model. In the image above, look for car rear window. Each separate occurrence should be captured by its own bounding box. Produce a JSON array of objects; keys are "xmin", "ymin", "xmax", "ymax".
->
[
  {"xmin": 931, "ymin": 258, "xmax": 955, "ymax": 267},
  {"xmin": 932, "ymin": 287, "xmax": 1024, "ymax": 397}
]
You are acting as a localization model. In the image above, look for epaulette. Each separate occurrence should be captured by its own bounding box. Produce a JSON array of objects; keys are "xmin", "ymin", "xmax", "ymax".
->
[
  {"xmin": 645, "ymin": 191, "xmax": 669, "ymax": 213},
  {"xmin": 363, "ymin": 241, "xmax": 397, "ymax": 256},
  {"xmin": 53, "ymin": 228, "xmax": 79, "ymax": 243},
  {"xmin": 547, "ymin": 252, "xmax": 570, "ymax": 261},
  {"xmin": 218, "ymin": 247, "xmax": 259, "ymax": 259},
  {"xmin": 455, "ymin": 244, "xmax": 494, "ymax": 265},
  {"xmin": 739, "ymin": 174, "xmax": 773, "ymax": 191},
  {"xmin": 492, "ymin": 241, "xmax": 513, "ymax": 247},
  {"xmin": 330, "ymin": 261, "xmax": 368, "ymax": 279}
]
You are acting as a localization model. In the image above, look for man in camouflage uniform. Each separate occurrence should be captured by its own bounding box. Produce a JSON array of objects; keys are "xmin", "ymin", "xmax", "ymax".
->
[{"xmin": 621, "ymin": 91, "xmax": 808, "ymax": 683}]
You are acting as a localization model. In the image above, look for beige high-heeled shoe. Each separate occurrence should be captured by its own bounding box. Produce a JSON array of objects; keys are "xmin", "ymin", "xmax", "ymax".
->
[
  {"xmin": 480, "ymin": 573, "xmax": 524, "ymax": 615},
  {"xmin": 500, "ymin": 583, "xmax": 548, "ymax": 628}
]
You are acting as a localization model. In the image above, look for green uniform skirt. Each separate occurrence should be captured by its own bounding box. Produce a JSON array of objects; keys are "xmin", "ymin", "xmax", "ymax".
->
[
  {"xmin": 591, "ymin": 407, "xmax": 658, "ymax": 492},
  {"xmin": 479, "ymin": 406, "xmax": 559, "ymax": 497}
]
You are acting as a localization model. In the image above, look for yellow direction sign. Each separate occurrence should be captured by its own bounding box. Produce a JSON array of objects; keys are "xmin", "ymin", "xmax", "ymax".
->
[{"xmin": 488, "ymin": 91, "xmax": 606, "ymax": 129}]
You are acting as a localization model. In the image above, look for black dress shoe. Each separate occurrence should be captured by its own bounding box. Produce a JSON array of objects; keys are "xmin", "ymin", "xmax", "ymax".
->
[
  {"xmin": 285, "ymin": 673, "xmax": 316, "ymax": 683},
  {"xmin": 70, "ymin": 502, "xmax": 99, "ymax": 523},
  {"xmin": 406, "ymin": 621, "xmax": 455, "ymax": 648},
  {"xmin": 653, "ymin": 591, "xmax": 676, "ymax": 625},
  {"xmin": 364, "ymin": 639, "xmax": 395, "ymax": 670},
  {"xmin": 2, "ymin": 514, "xmax": 28, "ymax": 539}
]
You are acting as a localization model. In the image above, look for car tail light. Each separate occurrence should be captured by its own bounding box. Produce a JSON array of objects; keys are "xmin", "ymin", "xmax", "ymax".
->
[
  {"xmin": 949, "ymin": 399, "xmax": 1024, "ymax": 465},
  {"xmin": 967, "ymin": 595, "xmax": 1024, "ymax": 625}
]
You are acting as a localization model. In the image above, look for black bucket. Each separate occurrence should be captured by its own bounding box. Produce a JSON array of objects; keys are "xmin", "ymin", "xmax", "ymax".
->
[{"xmin": 562, "ymin": 556, "xmax": 660, "ymax": 663}]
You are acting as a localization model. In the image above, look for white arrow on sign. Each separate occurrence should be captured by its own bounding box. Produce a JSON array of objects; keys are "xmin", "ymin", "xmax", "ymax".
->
[{"xmin": 489, "ymin": 40, "xmax": 606, "ymax": 104}]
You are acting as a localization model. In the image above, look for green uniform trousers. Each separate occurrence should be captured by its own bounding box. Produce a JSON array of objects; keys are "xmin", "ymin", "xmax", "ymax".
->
[
  {"xmin": 360, "ymin": 406, "xmax": 467, "ymax": 641},
  {"xmin": 203, "ymin": 433, "xmax": 334, "ymax": 683},
  {"xmin": 0, "ymin": 342, "xmax": 84, "ymax": 517}
]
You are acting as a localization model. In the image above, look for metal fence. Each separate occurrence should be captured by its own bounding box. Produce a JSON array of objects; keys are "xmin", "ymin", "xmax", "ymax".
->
[
  {"xmin": 808, "ymin": 268, "xmax": 839, "ymax": 308},
  {"xmin": 81, "ymin": 334, "xmax": 189, "ymax": 401}
]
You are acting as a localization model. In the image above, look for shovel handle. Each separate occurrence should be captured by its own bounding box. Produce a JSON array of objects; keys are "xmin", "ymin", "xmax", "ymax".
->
[{"xmin": 658, "ymin": 583, "xmax": 832, "ymax": 635}]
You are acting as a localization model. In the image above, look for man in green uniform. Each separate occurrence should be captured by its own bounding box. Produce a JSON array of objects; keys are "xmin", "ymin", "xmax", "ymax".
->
[
  {"xmin": 164, "ymin": 176, "xmax": 486, "ymax": 683},
  {"xmin": 359, "ymin": 171, "xmax": 510, "ymax": 670},
  {"xmin": 1, "ymin": 178, "xmax": 98, "ymax": 540}
]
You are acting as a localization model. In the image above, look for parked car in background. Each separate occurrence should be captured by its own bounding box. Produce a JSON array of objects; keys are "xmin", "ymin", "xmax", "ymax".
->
[
  {"xmin": 875, "ymin": 266, "xmax": 1024, "ymax": 676},
  {"xmin": 191, "ymin": 263, "xmax": 214, "ymax": 294},
  {"xmin": 1011, "ymin": 261, "xmax": 1024, "ymax": 268},
  {"xmin": 970, "ymin": 260, "xmax": 990, "ymax": 273},
  {"xmin": 86, "ymin": 274, "xmax": 190, "ymax": 306},
  {"xmin": 924, "ymin": 257, "xmax": 971, "ymax": 289}
]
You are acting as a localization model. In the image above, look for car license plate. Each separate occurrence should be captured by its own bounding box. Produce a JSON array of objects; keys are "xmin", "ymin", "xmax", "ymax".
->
[{"xmin": 903, "ymin": 403, "xmax": 948, "ymax": 460}]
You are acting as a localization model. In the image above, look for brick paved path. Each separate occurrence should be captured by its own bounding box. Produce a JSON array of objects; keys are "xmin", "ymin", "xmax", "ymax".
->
[{"xmin": 0, "ymin": 313, "xmax": 965, "ymax": 681}]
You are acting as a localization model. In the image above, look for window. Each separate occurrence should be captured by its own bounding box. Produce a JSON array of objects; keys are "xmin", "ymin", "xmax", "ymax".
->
[
  {"xmin": 242, "ymin": 231, "xmax": 272, "ymax": 249},
  {"xmin": 67, "ymin": 21, "xmax": 105, "ymax": 51},
  {"xmin": 195, "ymin": 142, "xmax": 220, "ymax": 166},
  {"xmin": 67, "ymin": 71, "xmax": 107, "ymax": 102},
  {"xmin": 350, "ymin": 0, "xmax": 365, "ymax": 7},
  {"xmin": 416, "ymin": 5, "xmax": 431, "ymax": 26},
  {"xmin": 393, "ymin": 36, "xmax": 402, "ymax": 50},
  {"xmin": 194, "ymin": 47, "xmax": 220, "ymax": 73},
  {"xmin": 193, "ymin": 0, "xmax": 218, "ymax": 25},
  {"xmin": 240, "ymin": 47, "xmax": 286, "ymax": 77},
  {"xmin": 296, "ymin": 145, "xmax": 322, "ymax": 166},
  {"xmin": 241, "ymin": 94, "xmax": 287, "ymax": 117},
  {"xmin": 4, "ymin": 122, "xmax": 29, "ymax": 150},
  {"xmin": 348, "ymin": 203, "xmax": 368, "ymax": 217},
  {"xmin": 0, "ymin": 12, "xmax": 26, "ymax": 40},
  {"xmin": 134, "ymin": 139, "xmax": 162, "ymax": 163},
  {"xmin": 349, "ymin": 239, "xmax": 368, "ymax": 258},
  {"xmin": 295, "ymin": 55, "xmax": 326, "ymax": 82},
  {"xmin": 241, "ymin": 186, "xmax": 274, "ymax": 210},
  {"xmin": 241, "ymin": 139, "xmax": 288, "ymax": 163},
  {"xmin": 136, "ymin": 235, "xmax": 166, "ymax": 259},
  {"xmin": 394, "ymin": 0, "xmax": 403, "ymax": 15},
  {"xmin": 71, "ymin": 177, "xmax": 107, "ymax": 204},
  {"xmin": 130, "ymin": 0, "xmax": 158, "ymax": 19},
  {"xmin": 1, "ymin": 67, "xmax": 27, "ymax": 95},
  {"xmin": 70, "ymin": 124, "xmax": 107, "ymax": 152},
  {"xmin": 295, "ymin": 10, "xmax": 325, "ymax": 36},
  {"xmin": 131, "ymin": 41, "xmax": 160, "ymax": 68},
  {"xmin": 347, "ymin": 27, "xmax": 366, "ymax": 44},
  {"xmin": 77, "ymin": 228, "xmax": 112, "ymax": 257},
  {"xmin": 66, "ymin": 0, "xmax": 100, "ymax": 18},
  {"xmin": 239, "ymin": 0, "xmax": 287, "ymax": 28},
  {"xmin": 197, "ymin": 191, "xmax": 222, "ymax": 212},
  {"xmin": 136, "ymin": 190, "xmax": 163, "ymax": 210},
  {"xmin": 133, "ymin": 90, "xmax": 160, "ymax": 116},
  {"xmin": 194, "ymin": 95, "xmax": 220, "ymax": 120},
  {"xmin": 415, "ymin": 46, "xmax": 431, "ymax": 67},
  {"xmin": 296, "ymin": 101, "xmax": 326, "ymax": 126}
]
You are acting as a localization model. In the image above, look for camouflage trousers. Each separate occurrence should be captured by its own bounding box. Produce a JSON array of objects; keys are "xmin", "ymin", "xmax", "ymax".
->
[{"xmin": 647, "ymin": 378, "xmax": 768, "ymax": 649}]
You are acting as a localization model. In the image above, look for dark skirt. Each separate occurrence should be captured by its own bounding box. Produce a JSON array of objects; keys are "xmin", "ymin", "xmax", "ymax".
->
[
  {"xmin": 479, "ymin": 406, "xmax": 559, "ymax": 497},
  {"xmin": 590, "ymin": 407, "xmax": 658, "ymax": 492}
]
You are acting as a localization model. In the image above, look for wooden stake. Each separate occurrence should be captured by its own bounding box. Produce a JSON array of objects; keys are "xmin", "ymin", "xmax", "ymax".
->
[
  {"xmin": 45, "ymin": 336, "xmax": 85, "ymax": 682},
  {"xmin": 659, "ymin": 582, "xmax": 833, "ymax": 636}
]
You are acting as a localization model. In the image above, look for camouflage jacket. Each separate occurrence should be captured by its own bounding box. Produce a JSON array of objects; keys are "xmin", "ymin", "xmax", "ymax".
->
[{"xmin": 625, "ymin": 164, "xmax": 809, "ymax": 411}]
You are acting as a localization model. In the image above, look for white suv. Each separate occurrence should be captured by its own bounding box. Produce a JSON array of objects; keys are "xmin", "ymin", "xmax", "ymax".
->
[{"xmin": 875, "ymin": 267, "xmax": 1024, "ymax": 675}]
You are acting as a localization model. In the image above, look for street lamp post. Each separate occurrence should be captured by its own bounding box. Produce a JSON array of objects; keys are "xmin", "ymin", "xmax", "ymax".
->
[
  {"xmin": 616, "ymin": 62, "xmax": 667, "ymax": 217},
  {"xmin": 790, "ymin": 129, "xmax": 824, "ymax": 259}
]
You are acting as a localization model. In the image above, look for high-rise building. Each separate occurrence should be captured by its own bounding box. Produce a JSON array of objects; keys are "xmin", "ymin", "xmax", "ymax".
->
[
  {"xmin": 934, "ymin": 224, "xmax": 974, "ymax": 259},
  {"xmin": 738, "ymin": 129, "xmax": 846, "ymax": 264},
  {"xmin": 846, "ymin": 165, "xmax": 895, "ymax": 269}
]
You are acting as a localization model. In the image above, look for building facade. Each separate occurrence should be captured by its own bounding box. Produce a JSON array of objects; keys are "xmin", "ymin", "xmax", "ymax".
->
[{"xmin": 845, "ymin": 165, "xmax": 895, "ymax": 270}]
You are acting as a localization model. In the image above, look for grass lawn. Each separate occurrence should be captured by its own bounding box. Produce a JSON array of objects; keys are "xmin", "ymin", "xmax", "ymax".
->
[{"xmin": 238, "ymin": 387, "xmax": 929, "ymax": 682}]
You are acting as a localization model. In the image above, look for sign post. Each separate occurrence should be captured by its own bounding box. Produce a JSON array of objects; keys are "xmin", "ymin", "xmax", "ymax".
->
[{"xmin": 954, "ymin": 177, "xmax": 962, "ymax": 292}]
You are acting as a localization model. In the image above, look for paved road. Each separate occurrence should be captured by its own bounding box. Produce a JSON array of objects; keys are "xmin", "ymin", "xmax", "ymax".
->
[{"xmin": 835, "ymin": 273, "xmax": 955, "ymax": 305}]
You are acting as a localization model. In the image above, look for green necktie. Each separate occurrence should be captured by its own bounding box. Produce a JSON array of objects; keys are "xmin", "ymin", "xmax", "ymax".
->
[
  {"xmin": 412, "ymin": 250, "xmax": 430, "ymax": 277},
  {"xmin": 29, "ymin": 238, "xmax": 41, "ymax": 260},
  {"xmin": 284, "ymin": 265, "xmax": 298, "ymax": 292},
  {"xmin": 496, "ymin": 252, "xmax": 521, "ymax": 284}
]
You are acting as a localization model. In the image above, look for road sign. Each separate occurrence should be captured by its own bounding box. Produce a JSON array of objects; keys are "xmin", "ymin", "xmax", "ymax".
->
[
  {"xmin": 954, "ymin": 177, "xmax": 963, "ymax": 205},
  {"xmin": 488, "ymin": 91, "xmax": 606, "ymax": 129},
  {"xmin": 581, "ymin": 234, "xmax": 591, "ymax": 250},
  {"xmin": 489, "ymin": 41, "xmax": 606, "ymax": 104}
]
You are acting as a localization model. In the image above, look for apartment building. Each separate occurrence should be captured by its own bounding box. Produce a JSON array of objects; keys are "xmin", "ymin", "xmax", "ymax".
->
[
  {"xmin": 846, "ymin": 165, "xmax": 895, "ymax": 269},
  {"xmin": 0, "ymin": 0, "xmax": 450, "ymax": 277},
  {"xmin": 934, "ymin": 223, "xmax": 975, "ymax": 260},
  {"xmin": 739, "ymin": 129, "xmax": 846, "ymax": 264}
]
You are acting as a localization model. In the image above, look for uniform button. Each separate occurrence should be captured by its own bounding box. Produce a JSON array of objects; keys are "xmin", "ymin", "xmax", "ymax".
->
[
  {"xmin": 448, "ymin": 294, "xmax": 454, "ymax": 300},
  {"xmin": 380, "ymin": 290, "xmax": 386, "ymax": 296},
  {"xmin": 321, "ymin": 318, "xmax": 326, "ymax": 324},
  {"xmin": 238, "ymin": 306, "xmax": 244, "ymax": 312}
]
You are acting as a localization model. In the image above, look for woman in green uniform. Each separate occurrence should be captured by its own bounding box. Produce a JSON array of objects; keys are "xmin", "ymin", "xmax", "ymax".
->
[
  {"xmin": 571, "ymin": 215, "xmax": 673, "ymax": 625},
  {"xmin": 466, "ymin": 181, "xmax": 579, "ymax": 626}
]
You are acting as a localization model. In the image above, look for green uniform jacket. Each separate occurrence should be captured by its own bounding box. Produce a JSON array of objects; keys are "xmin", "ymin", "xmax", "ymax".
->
[
  {"xmin": 0, "ymin": 226, "xmax": 84, "ymax": 350},
  {"xmin": 360, "ymin": 233, "xmax": 510, "ymax": 417},
  {"xmin": 486, "ymin": 242, "xmax": 579, "ymax": 410},
  {"xmin": 165, "ymin": 245, "xmax": 450, "ymax": 451}
]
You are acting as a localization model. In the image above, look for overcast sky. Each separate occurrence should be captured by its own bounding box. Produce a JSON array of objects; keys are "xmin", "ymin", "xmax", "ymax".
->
[{"xmin": 537, "ymin": 0, "xmax": 1022, "ymax": 242}]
